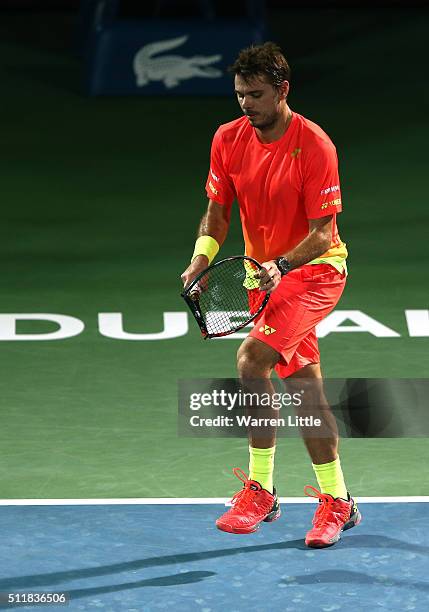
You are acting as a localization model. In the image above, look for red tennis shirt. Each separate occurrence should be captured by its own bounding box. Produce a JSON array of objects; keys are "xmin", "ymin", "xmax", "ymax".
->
[{"xmin": 205, "ymin": 112, "xmax": 347, "ymax": 266}]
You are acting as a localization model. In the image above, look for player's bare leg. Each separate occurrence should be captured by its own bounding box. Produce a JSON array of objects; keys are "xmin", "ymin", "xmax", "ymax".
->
[
  {"xmin": 236, "ymin": 336, "xmax": 281, "ymax": 449},
  {"xmin": 285, "ymin": 362, "xmax": 361, "ymax": 547},
  {"xmin": 287, "ymin": 362, "xmax": 338, "ymax": 464},
  {"xmin": 215, "ymin": 337, "xmax": 281, "ymax": 534}
]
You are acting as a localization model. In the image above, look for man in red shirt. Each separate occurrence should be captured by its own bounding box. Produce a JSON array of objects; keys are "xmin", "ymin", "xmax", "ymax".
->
[{"xmin": 181, "ymin": 42, "xmax": 361, "ymax": 548}]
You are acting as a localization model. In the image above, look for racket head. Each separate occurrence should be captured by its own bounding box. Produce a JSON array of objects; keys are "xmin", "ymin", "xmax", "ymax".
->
[{"xmin": 181, "ymin": 255, "xmax": 270, "ymax": 339}]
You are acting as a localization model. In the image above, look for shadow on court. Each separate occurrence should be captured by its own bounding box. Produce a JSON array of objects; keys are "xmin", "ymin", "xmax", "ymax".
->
[
  {"xmin": 0, "ymin": 533, "xmax": 427, "ymax": 593},
  {"xmin": 280, "ymin": 569, "xmax": 429, "ymax": 593},
  {"xmin": 0, "ymin": 539, "xmax": 303, "ymax": 593}
]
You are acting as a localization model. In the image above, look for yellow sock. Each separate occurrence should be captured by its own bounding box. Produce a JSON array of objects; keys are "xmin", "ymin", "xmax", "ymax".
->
[
  {"xmin": 249, "ymin": 446, "xmax": 276, "ymax": 493},
  {"xmin": 312, "ymin": 456, "xmax": 348, "ymax": 500}
]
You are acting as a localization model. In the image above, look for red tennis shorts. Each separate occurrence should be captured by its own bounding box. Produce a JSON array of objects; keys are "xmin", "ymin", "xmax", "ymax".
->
[{"xmin": 248, "ymin": 263, "xmax": 346, "ymax": 378}]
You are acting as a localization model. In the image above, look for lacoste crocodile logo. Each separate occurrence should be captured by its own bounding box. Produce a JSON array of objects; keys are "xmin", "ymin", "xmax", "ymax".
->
[{"xmin": 133, "ymin": 35, "xmax": 222, "ymax": 89}]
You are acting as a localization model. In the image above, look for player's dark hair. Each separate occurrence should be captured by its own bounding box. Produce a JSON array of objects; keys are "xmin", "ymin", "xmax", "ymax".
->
[{"xmin": 229, "ymin": 42, "xmax": 291, "ymax": 88}]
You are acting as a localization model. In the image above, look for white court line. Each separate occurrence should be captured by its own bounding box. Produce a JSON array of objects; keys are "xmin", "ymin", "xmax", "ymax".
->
[{"xmin": 0, "ymin": 496, "xmax": 428, "ymax": 506}]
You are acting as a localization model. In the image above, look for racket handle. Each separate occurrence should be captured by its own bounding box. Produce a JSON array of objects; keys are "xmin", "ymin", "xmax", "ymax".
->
[{"xmin": 189, "ymin": 285, "xmax": 202, "ymax": 301}]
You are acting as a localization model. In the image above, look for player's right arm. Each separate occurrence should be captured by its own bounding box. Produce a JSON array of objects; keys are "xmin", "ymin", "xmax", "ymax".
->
[{"xmin": 181, "ymin": 199, "xmax": 230, "ymax": 288}]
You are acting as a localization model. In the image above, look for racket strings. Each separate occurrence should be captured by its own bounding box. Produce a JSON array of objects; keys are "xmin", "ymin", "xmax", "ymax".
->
[{"xmin": 195, "ymin": 258, "xmax": 267, "ymax": 336}]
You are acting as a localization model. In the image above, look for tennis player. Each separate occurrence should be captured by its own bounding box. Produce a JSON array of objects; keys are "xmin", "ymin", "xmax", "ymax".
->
[{"xmin": 181, "ymin": 42, "xmax": 361, "ymax": 548}]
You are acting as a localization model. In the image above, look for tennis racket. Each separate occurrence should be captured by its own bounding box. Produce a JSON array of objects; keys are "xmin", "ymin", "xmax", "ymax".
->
[{"xmin": 181, "ymin": 256, "xmax": 270, "ymax": 339}]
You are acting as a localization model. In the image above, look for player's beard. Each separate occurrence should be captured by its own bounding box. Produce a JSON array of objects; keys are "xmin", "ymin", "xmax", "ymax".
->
[{"xmin": 247, "ymin": 110, "xmax": 280, "ymax": 132}]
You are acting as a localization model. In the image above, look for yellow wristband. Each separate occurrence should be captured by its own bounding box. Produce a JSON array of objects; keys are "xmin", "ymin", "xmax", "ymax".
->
[{"xmin": 191, "ymin": 235, "xmax": 219, "ymax": 265}]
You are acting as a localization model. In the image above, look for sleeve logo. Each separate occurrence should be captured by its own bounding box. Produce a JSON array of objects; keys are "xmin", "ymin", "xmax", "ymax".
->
[
  {"xmin": 321, "ymin": 198, "xmax": 341, "ymax": 210},
  {"xmin": 320, "ymin": 185, "xmax": 340, "ymax": 195},
  {"xmin": 208, "ymin": 180, "xmax": 219, "ymax": 195},
  {"xmin": 210, "ymin": 169, "xmax": 220, "ymax": 182}
]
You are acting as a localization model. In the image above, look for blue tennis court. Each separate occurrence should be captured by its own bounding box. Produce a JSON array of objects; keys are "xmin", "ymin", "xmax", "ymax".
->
[{"xmin": 1, "ymin": 502, "xmax": 427, "ymax": 611}]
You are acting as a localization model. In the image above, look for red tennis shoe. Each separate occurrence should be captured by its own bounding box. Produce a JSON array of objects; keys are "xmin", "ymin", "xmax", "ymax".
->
[
  {"xmin": 304, "ymin": 485, "xmax": 361, "ymax": 548},
  {"xmin": 216, "ymin": 468, "xmax": 281, "ymax": 534}
]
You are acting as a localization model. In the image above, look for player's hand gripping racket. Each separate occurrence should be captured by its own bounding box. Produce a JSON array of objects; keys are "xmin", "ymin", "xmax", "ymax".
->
[{"xmin": 181, "ymin": 256, "xmax": 270, "ymax": 339}]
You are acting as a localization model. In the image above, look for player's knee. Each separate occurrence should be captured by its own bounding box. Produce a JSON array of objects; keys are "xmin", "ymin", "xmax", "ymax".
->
[
  {"xmin": 236, "ymin": 340, "xmax": 272, "ymax": 379},
  {"xmin": 237, "ymin": 351, "xmax": 259, "ymax": 379}
]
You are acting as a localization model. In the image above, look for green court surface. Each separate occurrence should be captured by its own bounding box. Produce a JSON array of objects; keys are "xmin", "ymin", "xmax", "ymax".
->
[{"xmin": 0, "ymin": 9, "xmax": 427, "ymax": 499}]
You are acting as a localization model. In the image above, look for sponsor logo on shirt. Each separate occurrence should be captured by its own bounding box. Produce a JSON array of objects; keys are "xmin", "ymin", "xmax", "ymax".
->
[
  {"xmin": 259, "ymin": 324, "xmax": 276, "ymax": 335},
  {"xmin": 320, "ymin": 185, "xmax": 340, "ymax": 195},
  {"xmin": 208, "ymin": 180, "xmax": 219, "ymax": 196},
  {"xmin": 291, "ymin": 148, "xmax": 302, "ymax": 158},
  {"xmin": 321, "ymin": 198, "xmax": 342, "ymax": 210},
  {"xmin": 210, "ymin": 169, "xmax": 220, "ymax": 182}
]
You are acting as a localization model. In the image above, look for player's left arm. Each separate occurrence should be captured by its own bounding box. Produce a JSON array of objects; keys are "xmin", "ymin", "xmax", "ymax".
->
[
  {"xmin": 283, "ymin": 214, "xmax": 334, "ymax": 268},
  {"xmin": 259, "ymin": 137, "xmax": 341, "ymax": 292},
  {"xmin": 258, "ymin": 215, "xmax": 333, "ymax": 292}
]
